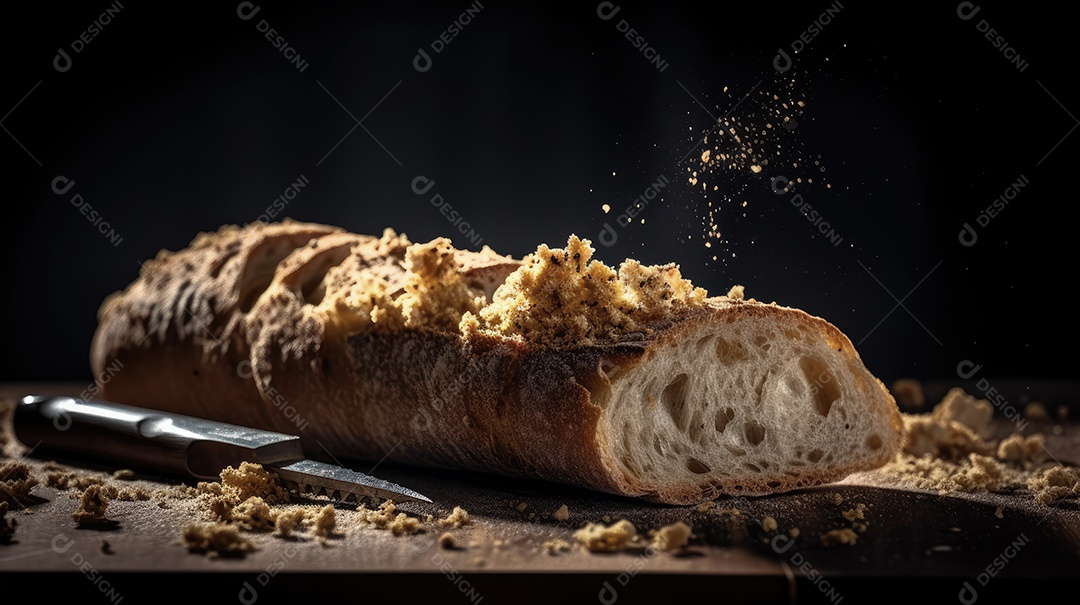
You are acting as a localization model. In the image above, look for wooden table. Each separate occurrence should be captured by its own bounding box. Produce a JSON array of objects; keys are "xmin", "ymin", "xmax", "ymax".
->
[{"xmin": 2, "ymin": 382, "xmax": 1078, "ymax": 604}]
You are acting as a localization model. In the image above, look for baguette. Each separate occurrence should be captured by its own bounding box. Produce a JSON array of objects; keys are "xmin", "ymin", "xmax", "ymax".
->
[{"xmin": 90, "ymin": 220, "xmax": 903, "ymax": 505}]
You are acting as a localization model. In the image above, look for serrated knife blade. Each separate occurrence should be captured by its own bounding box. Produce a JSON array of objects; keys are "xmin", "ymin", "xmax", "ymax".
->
[{"xmin": 13, "ymin": 395, "xmax": 431, "ymax": 504}]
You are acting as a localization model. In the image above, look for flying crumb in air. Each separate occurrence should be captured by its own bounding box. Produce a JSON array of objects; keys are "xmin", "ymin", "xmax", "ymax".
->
[{"xmin": 891, "ymin": 379, "xmax": 925, "ymax": 409}]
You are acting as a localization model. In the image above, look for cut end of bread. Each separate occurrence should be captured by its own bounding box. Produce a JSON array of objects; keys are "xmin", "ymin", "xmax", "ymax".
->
[{"xmin": 594, "ymin": 300, "xmax": 903, "ymax": 504}]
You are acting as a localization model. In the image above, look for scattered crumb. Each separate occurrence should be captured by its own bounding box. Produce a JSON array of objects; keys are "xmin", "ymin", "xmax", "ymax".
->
[
  {"xmin": 73, "ymin": 484, "xmax": 109, "ymax": 526},
  {"xmin": 726, "ymin": 285, "xmax": 745, "ymax": 300},
  {"xmin": 950, "ymin": 527, "xmax": 962, "ymax": 532},
  {"xmin": 112, "ymin": 469, "xmax": 136, "ymax": 481},
  {"xmin": 602, "ymin": 515, "xmax": 611, "ymax": 523},
  {"xmin": 994, "ymin": 506, "xmax": 1004, "ymax": 519},
  {"xmin": 312, "ymin": 504, "xmax": 336, "ymax": 538},
  {"xmin": 437, "ymin": 506, "xmax": 470, "ymax": 529},
  {"xmin": 695, "ymin": 501, "xmax": 715, "ymax": 513},
  {"xmin": 573, "ymin": 519, "xmax": 637, "ymax": 553},
  {"xmin": 0, "ymin": 502, "xmax": 15, "ymax": 544},
  {"xmin": 46, "ymin": 470, "xmax": 104, "ymax": 491},
  {"xmin": 516, "ymin": 502, "xmax": 528, "ymax": 512},
  {"xmin": 831, "ymin": 493, "xmax": 843, "ymax": 506},
  {"xmin": 182, "ymin": 523, "xmax": 254, "ymax": 557},
  {"xmin": 891, "ymin": 378, "xmax": 925, "ymax": 408},
  {"xmin": 761, "ymin": 516, "xmax": 778, "ymax": 532},
  {"xmin": 0, "ymin": 462, "xmax": 38, "ymax": 506},
  {"xmin": 543, "ymin": 539, "xmax": 572, "ymax": 555},
  {"xmin": 842, "ymin": 504, "xmax": 867, "ymax": 522},
  {"xmin": 273, "ymin": 507, "xmax": 308, "ymax": 537},
  {"xmin": 821, "ymin": 528, "xmax": 859, "ymax": 547},
  {"xmin": 438, "ymin": 532, "xmax": 457, "ymax": 549},
  {"xmin": 650, "ymin": 521, "xmax": 692, "ymax": 552},
  {"xmin": 789, "ymin": 528, "xmax": 800, "ymax": 538},
  {"xmin": 716, "ymin": 507, "xmax": 742, "ymax": 516},
  {"xmin": 230, "ymin": 496, "xmax": 274, "ymax": 530},
  {"xmin": 528, "ymin": 512, "xmax": 536, "ymax": 520},
  {"xmin": 553, "ymin": 504, "xmax": 569, "ymax": 522},
  {"xmin": 1028, "ymin": 466, "xmax": 1080, "ymax": 504},
  {"xmin": 213, "ymin": 462, "xmax": 289, "ymax": 504},
  {"xmin": 356, "ymin": 500, "xmax": 423, "ymax": 536},
  {"xmin": 997, "ymin": 434, "xmax": 1048, "ymax": 467}
]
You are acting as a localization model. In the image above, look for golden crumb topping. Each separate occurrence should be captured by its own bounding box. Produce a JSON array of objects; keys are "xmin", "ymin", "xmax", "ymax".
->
[{"xmin": 461, "ymin": 235, "xmax": 708, "ymax": 346}]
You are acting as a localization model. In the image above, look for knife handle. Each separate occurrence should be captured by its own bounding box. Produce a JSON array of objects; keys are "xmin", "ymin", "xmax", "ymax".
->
[{"xmin": 13, "ymin": 395, "xmax": 304, "ymax": 480}]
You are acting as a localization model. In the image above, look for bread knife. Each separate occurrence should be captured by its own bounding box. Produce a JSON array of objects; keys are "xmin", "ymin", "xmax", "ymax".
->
[{"xmin": 13, "ymin": 395, "xmax": 432, "ymax": 504}]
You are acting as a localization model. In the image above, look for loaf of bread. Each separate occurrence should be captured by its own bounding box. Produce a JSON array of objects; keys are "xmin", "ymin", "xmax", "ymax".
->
[{"xmin": 90, "ymin": 220, "xmax": 903, "ymax": 505}]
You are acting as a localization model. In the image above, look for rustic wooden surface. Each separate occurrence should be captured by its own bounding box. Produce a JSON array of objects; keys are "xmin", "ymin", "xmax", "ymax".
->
[{"xmin": 2, "ymin": 382, "xmax": 1078, "ymax": 604}]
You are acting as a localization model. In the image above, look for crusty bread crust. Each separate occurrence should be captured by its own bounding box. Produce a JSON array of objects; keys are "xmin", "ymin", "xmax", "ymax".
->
[{"xmin": 91, "ymin": 221, "xmax": 902, "ymax": 505}]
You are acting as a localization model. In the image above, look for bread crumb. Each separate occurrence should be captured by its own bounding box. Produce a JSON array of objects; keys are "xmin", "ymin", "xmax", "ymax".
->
[
  {"xmin": 821, "ymin": 528, "xmax": 858, "ymax": 547},
  {"xmin": 230, "ymin": 497, "xmax": 274, "ymax": 530},
  {"xmin": 0, "ymin": 462, "xmax": 37, "ymax": 506},
  {"xmin": 997, "ymin": 434, "xmax": 1048, "ymax": 467},
  {"xmin": 761, "ymin": 516, "xmax": 778, "ymax": 532},
  {"xmin": 1024, "ymin": 402, "xmax": 1049, "ymax": 421},
  {"xmin": 553, "ymin": 504, "xmax": 569, "ymax": 522},
  {"xmin": 73, "ymin": 484, "xmax": 109, "ymax": 526},
  {"xmin": 437, "ymin": 506, "xmax": 470, "ymax": 529},
  {"xmin": 1027, "ymin": 466, "xmax": 1080, "ymax": 504},
  {"xmin": 543, "ymin": 539, "xmax": 572, "ymax": 555},
  {"xmin": 273, "ymin": 507, "xmax": 308, "ymax": 537},
  {"xmin": 934, "ymin": 388, "xmax": 994, "ymax": 439},
  {"xmin": 695, "ymin": 501, "xmax": 715, "ymax": 513},
  {"xmin": 46, "ymin": 470, "xmax": 104, "ymax": 491},
  {"xmin": 902, "ymin": 414, "xmax": 992, "ymax": 460},
  {"xmin": 994, "ymin": 506, "xmax": 1004, "ymax": 519},
  {"xmin": 462, "ymin": 235, "xmax": 708, "ymax": 346},
  {"xmin": 716, "ymin": 507, "xmax": 742, "ymax": 516},
  {"xmin": 650, "ymin": 521, "xmax": 692, "ymax": 552},
  {"xmin": 355, "ymin": 500, "xmax": 424, "ymax": 536},
  {"xmin": 726, "ymin": 285, "xmax": 745, "ymax": 300},
  {"xmin": 516, "ymin": 502, "xmax": 528, "ymax": 512},
  {"xmin": 573, "ymin": 519, "xmax": 637, "ymax": 553},
  {"xmin": 891, "ymin": 378, "xmax": 925, "ymax": 408},
  {"xmin": 182, "ymin": 523, "xmax": 254, "ymax": 557},
  {"xmin": 313, "ymin": 504, "xmax": 336, "ymax": 538},
  {"xmin": 831, "ymin": 493, "xmax": 843, "ymax": 506},
  {"xmin": 112, "ymin": 469, "xmax": 136, "ymax": 480},
  {"xmin": 789, "ymin": 528, "xmax": 801, "ymax": 538},
  {"xmin": 602, "ymin": 515, "xmax": 611, "ymax": 523},
  {"xmin": 842, "ymin": 504, "xmax": 867, "ymax": 522},
  {"xmin": 0, "ymin": 502, "xmax": 16, "ymax": 544},
  {"xmin": 216, "ymin": 462, "xmax": 289, "ymax": 504},
  {"xmin": 438, "ymin": 532, "xmax": 457, "ymax": 549}
]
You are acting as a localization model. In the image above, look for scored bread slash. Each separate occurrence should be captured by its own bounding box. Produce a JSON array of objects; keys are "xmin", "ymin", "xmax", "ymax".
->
[{"xmin": 12, "ymin": 396, "xmax": 432, "ymax": 504}]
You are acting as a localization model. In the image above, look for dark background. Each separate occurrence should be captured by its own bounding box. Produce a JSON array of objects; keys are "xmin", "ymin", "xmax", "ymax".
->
[{"xmin": 1, "ymin": 1, "xmax": 1075, "ymax": 387}]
